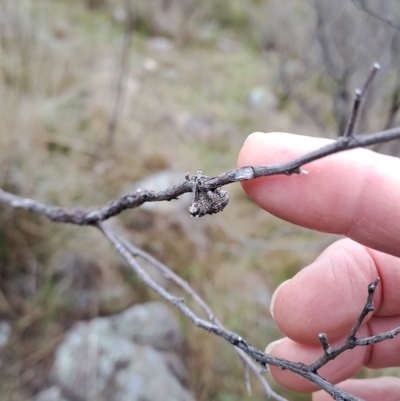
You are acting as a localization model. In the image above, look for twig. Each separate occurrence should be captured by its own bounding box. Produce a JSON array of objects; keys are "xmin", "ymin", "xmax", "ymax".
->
[
  {"xmin": 2, "ymin": 67, "xmax": 400, "ymax": 400},
  {"xmin": 343, "ymin": 90, "xmax": 362, "ymax": 138},
  {"xmin": 118, "ymin": 237, "xmax": 286, "ymax": 401},
  {"xmin": 1, "ymin": 125, "xmax": 400, "ymax": 224},
  {"xmin": 244, "ymin": 362, "xmax": 251, "ymax": 396},
  {"xmin": 347, "ymin": 278, "xmax": 379, "ymax": 339},
  {"xmin": 97, "ymin": 223, "xmax": 366, "ymax": 401},
  {"xmin": 0, "ymin": 61, "xmax": 396, "ymax": 223},
  {"xmin": 308, "ymin": 278, "xmax": 380, "ymax": 372},
  {"xmin": 343, "ymin": 63, "xmax": 380, "ymax": 137}
]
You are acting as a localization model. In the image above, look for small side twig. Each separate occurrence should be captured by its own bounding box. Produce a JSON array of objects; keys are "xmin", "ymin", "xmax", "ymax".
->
[
  {"xmin": 343, "ymin": 89, "xmax": 362, "ymax": 138},
  {"xmin": 73, "ymin": 225, "xmax": 400, "ymax": 401},
  {"xmin": 118, "ymin": 236, "xmax": 285, "ymax": 400},
  {"xmin": 343, "ymin": 63, "xmax": 380, "ymax": 138},
  {"xmin": 318, "ymin": 333, "xmax": 333, "ymax": 357},
  {"xmin": 347, "ymin": 278, "xmax": 379, "ymax": 339},
  {"xmin": 1, "ymin": 59, "xmax": 398, "ymax": 224},
  {"xmin": 97, "ymin": 223, "xmax": 364, "ymax": 401},
  {"xmin": 308, "ymin": 278, "xmax": 380, "ymax": 372}
]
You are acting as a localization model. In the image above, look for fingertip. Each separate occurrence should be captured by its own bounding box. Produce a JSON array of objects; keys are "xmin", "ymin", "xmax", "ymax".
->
[
  {"xmin": 272, "ymin": 239, "xmax": 378, "ymax": 344},
  {"xmin": 237, "ymin": 132, "xmax": 335, "ymax": 226},
  {"xmin": 238, "ymin": 132, "xmax": 328, "ymax": 168},
  {"xmin": 265, "ymin": 337, "xmax": 286, "ymax": 354},
  {"xmin": 237, "ymin": 132, "xmax": 400, "ymax": 257},
  {"xmin": 243, "ymin": 131, "xmax": 266, "ymax": 144},
  {"xmin": 270, "ymin": 279, "xmax": 291, "ymax": 320}
]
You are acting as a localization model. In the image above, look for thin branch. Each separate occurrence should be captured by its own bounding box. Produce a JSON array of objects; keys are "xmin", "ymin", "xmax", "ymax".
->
[
  {"xmin": 118, "ymin": 237, "xmax": 286, "ymax": 401},
  {"xmin": 5, "ymin": 195, "xmax": 399, "ymax": 400},
  {"xmin": 3, "ymin": 67, "xmax": 400, "ymax": 400},
  {"xmin": 108, "ymin": 231, "xmax": 400, "ymax": 399},
  {"xmin": 347, "ymin": 278, "xmax": 379, "ymax": 339},
  {"xmin": 343, "ymin": 63, "xmax": 380, "ymax": 137},
  {"xmin": 343, "ymin": 90, "xmax": 362, "ymax": 137},
  {"xmin": 318, "ymin": 333, "xmax": 333, "ymax": 357},
  {"xmin": 1, "ymin": 126, "xmax": 400, "ymax": 224},
  {"xmin": 359, "ymin": 62, "xmax": 380, "ymax": 96},
  {"xmin": 2, "ymin": 141, "xmax": 399, "ymax": 399},
  {"xmin": 97, "ymin": 223, "xmax": 365, "ymax": 401},
  {"xmin": 354, "ymin": 326, "xmax": 400, "ymax": 346},
  {"xmin": 244, "ymin": 362, "xmax": 251, "ymax": 396},
  {"xmin": 308, "ymin": 278, "xmax": 381, "ymax": 372}
]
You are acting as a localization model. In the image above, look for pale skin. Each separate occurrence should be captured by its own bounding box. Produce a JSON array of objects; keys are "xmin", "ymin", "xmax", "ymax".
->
[{"xmin": 237, "ymin": 132, "xmax": 400, "ymax": 401}]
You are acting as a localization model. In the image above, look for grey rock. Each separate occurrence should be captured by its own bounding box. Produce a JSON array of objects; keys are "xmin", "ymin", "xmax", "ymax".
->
[
  {"xmin": 142, "ymin": 58, "xmax": 159, "ymax": 72},
  {"xmin": 0, "ymin": 320, "xmax": 11, "ymax": 369},
  {"xmin": 147, "ymin": 37, "xmax": 174, "ymax": 53},
  {"xmin": 159, "ymin": 351, "xmax": 188, "ymax": 384},
  {"xmin": 216, "ymin": 37, "xmax": 240, "ymax": 53},
  {"xmin": 34, "ymin": 386, "xmax": 68, "ymax": 401},
  {"xmin": 125, "ymin": 170, "xmax": 192, "ymax": 215},
  {"xmin": 113, "ymin": 301, "xmax": 182, "ymax": 352},
  {"xmin": 0, "ymin": 321, "xmax": 11, "ymax": 347},
  {"xmin": 51, "ymin": 253, "xmax": 135, "ymax": 315},
  {"xmin": 175, "ymin": 113, "xmax": 215, "ymax": 139},
  {"xmin": 112, "ymin": 7, "xmax": 126, "ymax": 23},
  {"xmin": 248, "ymin": 87, "xmax": 278, "ymax": 111},
  {"xmin": 49, "ymin": 302, "xmax": 191, "ymax": 400}
]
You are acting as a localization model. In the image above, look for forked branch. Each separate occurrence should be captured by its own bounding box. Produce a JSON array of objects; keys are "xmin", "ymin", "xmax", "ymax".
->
[
  {"xmin": 98, "ymin": 223, "xmax": 399, "ymax": 401},
  {"xmin": 1, "ymin": 65, "xmax": 400, "ymax": 400},
  {"xmin": 117, "ymin": 236, "xmax": 284, "ymax": 400},
  {"xmin": 1, "ymin": 124, "xmax": 400, "ymax": 224}
]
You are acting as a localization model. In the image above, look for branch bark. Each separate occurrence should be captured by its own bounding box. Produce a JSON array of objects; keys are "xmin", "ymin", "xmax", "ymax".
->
[
  {"xmin": 2, "ymin": 66, "xmax": 400, "ymax": 400},
  {"xmin": 97, "ymin": 223, "xmax": 400, "ymax": 401},
  {"xmin": 1, "ymin": 126, "xmax": 400, "ymax": 225},
  {"xmin": 117, "ymin": 236, "xmax": 286, "ymax": 401}
]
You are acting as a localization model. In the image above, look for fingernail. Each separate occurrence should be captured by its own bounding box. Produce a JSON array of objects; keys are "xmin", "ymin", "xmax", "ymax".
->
[
  {"xmin": 270, "ymin": 279, "xmax": 291, "ymax": 320},
  {"xmin": 265, "ymin": 337, "xmax": 286, "ymax": 354},
  {"xmin": 244, "ymin": 131, "xmax": 265, "ymax": 144}
]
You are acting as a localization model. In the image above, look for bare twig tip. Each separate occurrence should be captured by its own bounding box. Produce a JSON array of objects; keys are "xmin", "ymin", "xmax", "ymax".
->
[
  {"xmin": 373, "ymin": 62, "xmax": 381, "ymax": 70},
  {"xmin": 368, "ymin": 277, "xmax": 380, "ymax": 291}
]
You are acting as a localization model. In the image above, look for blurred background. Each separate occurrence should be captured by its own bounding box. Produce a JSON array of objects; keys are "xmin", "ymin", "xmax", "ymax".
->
[{"xmin": 1, "ymin": 0, "xmax": 400, "ymax": 400}]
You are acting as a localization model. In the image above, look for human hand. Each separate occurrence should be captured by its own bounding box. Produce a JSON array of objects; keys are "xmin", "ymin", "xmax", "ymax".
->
[{"xmin": 237, "ymin": 132, "xmax": 400, "ymax": 401}]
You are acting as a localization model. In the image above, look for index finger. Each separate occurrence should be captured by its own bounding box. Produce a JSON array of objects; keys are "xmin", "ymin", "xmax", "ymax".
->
[{"xmin": 237, "ymin": 132, "xmax": 400, "ymax": 257}]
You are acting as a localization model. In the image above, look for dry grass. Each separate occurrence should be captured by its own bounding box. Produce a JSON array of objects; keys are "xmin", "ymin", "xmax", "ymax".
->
[{"xmin": 0, "ymin": 1, "xmax": 397, "ymax": 401}]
